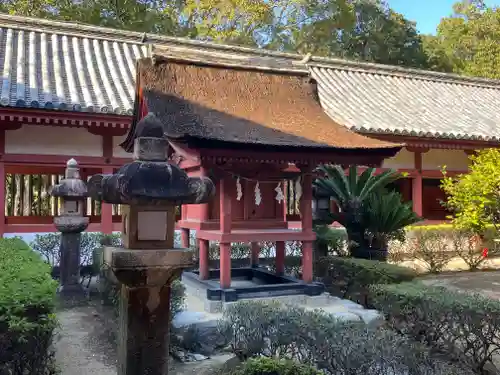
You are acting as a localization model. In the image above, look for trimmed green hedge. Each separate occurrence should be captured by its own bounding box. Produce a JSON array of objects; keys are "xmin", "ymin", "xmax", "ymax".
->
[
  {"xmin": 219, "ymin": 300, "xmax": 473, "ymax": 375},
  {"xmin": 0, "ymin": 237, "xmax": 58, "ymax": 375},
  {"xmin": 371, "ymin": 281, "xmax": 500, "ymax": 374},
  {"xmin": 316, "ymin": 256, "xmax": 417, "ymax": 306}
]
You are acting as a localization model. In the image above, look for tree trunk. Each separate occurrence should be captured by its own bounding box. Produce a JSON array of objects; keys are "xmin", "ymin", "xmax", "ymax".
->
[
  {"xmin": 345, "ymin": 224, "xmax": 367, "ymax": 257},
  {"xmin": 313, "ymin": 239, "xmax": 329, "ymax": 260}
]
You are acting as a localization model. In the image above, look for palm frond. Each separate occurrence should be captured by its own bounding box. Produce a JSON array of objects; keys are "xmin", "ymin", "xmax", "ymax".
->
[
  {"xmin": 364, "ymin": 191, "xmax": 422, "ymax": 235},
  {"xmin": 314, "ymin": 164, "xmax": 351, "ymax": 206},
  {"xmin": 358, "ymin": 169, "xmax": 401, "ymax": 201}
]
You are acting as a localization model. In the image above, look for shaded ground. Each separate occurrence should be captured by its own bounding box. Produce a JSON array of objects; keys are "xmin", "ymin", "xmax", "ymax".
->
[
  {"xmin": 54, "ymin": 305, "xmax": 116, "ymax": 375},
  {"xmin": 53, "ymin": 302, "xmax": 232, "ymax": 375},
  {"xmin": 420, "ymin": 270, "xmax": 500, "ymax": 372},
  {"xmin": 420, "ymin": 270, "xmax": 500, "ymax": 300}
]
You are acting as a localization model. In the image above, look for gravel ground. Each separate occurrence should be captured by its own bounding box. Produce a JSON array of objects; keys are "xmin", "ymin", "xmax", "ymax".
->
[
  {"xmin": 420, "ymin": 270, "xmax": 500, "ymax": 299},
  {"xmin": 54, "ymin": 303, "xmax": 232, "ymax": 375},
  {"xmin": 54, "ymin": 305, "xmax": 117, "ymax": 375}
]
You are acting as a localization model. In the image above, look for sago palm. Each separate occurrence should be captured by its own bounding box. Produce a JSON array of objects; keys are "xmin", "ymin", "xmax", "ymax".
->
[
  {"xmin": 364, "ymin": 191, "xmax": 422, "ymax": 249},
  {"xmin": 314, "ymin": 165, "xmax": 401, "ymax": 224},
  {"xmin": 313, "ymin": 165, "xmax": 402, "ymax": 254}
]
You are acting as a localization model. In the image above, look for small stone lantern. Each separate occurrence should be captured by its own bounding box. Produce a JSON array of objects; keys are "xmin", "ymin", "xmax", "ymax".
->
[
  {"xmin": 50, "ymin": 158, "xmax": 89, "ymax": 302},
  {"xmin": 88, "ymin": 136, "xmax": 214, "ymax": 375},
  {"xmin": 312, "ymin": 186, "xmax": 332, "ymax": 225}
]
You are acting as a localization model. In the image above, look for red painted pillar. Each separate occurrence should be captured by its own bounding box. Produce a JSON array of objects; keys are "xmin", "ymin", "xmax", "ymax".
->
[
  {"xmin": 101, "ymin": 166, "xmax": 114, "ymax": 234},
  {"xmin": 0, "ymin": 130, "xmax": 6, "ymax": 237},
  {"xmin": 219, "ymin": 178, "xmax": 232, "ymax": 289},
  {"xmin": 199, "ymin": 239, "xmax": 210, "ymax": 280},
  {"xmin": 250, "ymin": 242, "xmax": 260, "ymax": 267},
  {"xmin": 0, "ymin": 161, "xmax": 5, "ymax": 238},
  {"xmin": 412, "ymin": 150, "xmax": 424, "ymax": 217},
  {"xmin": 302, "ymin": 241, "xmax": 314, "ymax": 283},
  {"xmin": 282, "ymin": 180, "xmax": 288, "ymax": 223},
  {"xmin": 275, "ymin": 241, "xmax": 285, "ymax": 275},
  {"xmin": 198, "ymin": 167, "xmax": 211, "ymax": 280},
  {"xmin": 219, "ymin": 243, "xmax": 231, "ymax": 289},
  {"xmin": 181, "ymin": 228, "xmax": 190, "ymax": 248},
  {"xmin": 412, "ymin": 175, "xmax": 423, "ymax": 217},
  {"xmin": 301, "ymin": 166, "xmax": 314, "ymax": 283}
]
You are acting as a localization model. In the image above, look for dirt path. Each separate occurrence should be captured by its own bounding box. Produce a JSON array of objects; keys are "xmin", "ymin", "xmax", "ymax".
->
[
  {"xmin": 54, "ymin": 303, "xmax": 232, "ymax": 375},
  {"xmin": 420, "ymin": 270, "xmax": 500, "ymax": 300},
  {"xmin": 54, "ymin": 305, "xmax": 117, "ymax": 375}
]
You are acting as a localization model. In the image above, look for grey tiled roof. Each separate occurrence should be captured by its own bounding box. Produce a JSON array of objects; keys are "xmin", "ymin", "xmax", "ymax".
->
[
  {"xmin": 310, "ymin": 63, "xmax": 500, "ymax": 142},
  {"xmin": 0, "ymin": 15, "xmax": 149, "ymax": 114},
  {"xmin": 1, "ymin": 14, "xmax": 500, "ymax": 141}
]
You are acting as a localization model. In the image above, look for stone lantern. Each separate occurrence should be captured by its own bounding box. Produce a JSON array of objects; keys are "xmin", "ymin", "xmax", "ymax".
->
[
  {"xmin": 87, "ymin": 136, "xmax": 215, "ymax": 375},
  {"xmin": 50, "ymin": 158, "xmax": 89, "ymax": 302},
  {"xmin": 312, "ymin": 186, "xmax": 333, "ymax": 225}
]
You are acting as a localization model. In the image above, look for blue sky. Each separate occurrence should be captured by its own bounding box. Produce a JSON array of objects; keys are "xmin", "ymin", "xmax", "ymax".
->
[{"xmin": 388, "ymin": 0, "xmax": 499, "ymax": 35}]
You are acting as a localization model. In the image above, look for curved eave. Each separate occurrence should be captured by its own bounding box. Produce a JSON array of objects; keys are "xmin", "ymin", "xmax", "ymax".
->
[
  {"xmin": 353, "ymin": 127, "xmax": 500, "ymax": 143},
  {"xmin": 171, "ymin": 134, "xmax": 402, "ymax": 157}
]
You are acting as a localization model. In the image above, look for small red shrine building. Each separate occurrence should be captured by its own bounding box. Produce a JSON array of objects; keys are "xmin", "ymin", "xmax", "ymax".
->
[
  {"xmin": 127, "ymin": 47, "xmax": 400, "ymax": 285},
  {"xmin": 0, "ymin": 14, "xmax": 498, "ymax": 237}
]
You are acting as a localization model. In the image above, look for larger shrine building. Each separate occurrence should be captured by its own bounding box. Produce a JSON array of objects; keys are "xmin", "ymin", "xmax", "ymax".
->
[{"xmin": 0, "ymin": 14, "xmax": 499, "ymax": 235}]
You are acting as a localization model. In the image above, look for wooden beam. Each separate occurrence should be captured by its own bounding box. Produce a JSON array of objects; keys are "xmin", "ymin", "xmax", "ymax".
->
[
  {"xmin": 0, "ymin": 107, "xmax": 131, "ymax": 129},
  {"xmin": 2, "ymin": 154, "xmax": 131, "ymax": 168},
  {"xmin": 4, "ymin": 165, "xmax": 65, "ymax": 175},
  {"xmin": 200, "ymin": 147, "xmax": 391, "ymax": 166},
  {"xmin": 5, "ymin": 222, "xmax": 122, "ymax": 233}
]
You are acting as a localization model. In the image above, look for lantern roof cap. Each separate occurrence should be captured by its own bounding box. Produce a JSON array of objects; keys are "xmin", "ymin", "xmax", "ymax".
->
[
  {"xmin": 50, "ymin": 158, "xmax": 88, "ymax": 198},
  {"xmin": 88, "ymin": 136, "xmax": 215, "ymax": 206}
]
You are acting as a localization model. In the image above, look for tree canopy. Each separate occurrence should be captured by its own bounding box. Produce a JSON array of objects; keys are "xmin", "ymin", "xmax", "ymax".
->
[
  {"xmin": 441, "ymin": 149, "xmax": 500, "ymax": 233},
  {"xmin": 424, "ymin": 0, "xmax": 500, "ymax": 78},
  {"xmin": 0, "ymin": 0, "xmax": 432, "ymax": 69},
  {"xmin": 0, "ymin": 0, "xmax": 499, "ymax": 78}
]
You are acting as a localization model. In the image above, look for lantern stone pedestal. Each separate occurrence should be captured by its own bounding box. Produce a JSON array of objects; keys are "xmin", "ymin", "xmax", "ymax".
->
[
  {"xmin": 104, "ymin": 246, "xmax": 194, "ymax": 375},
  {"xmin": 51, "ymin": 159, "xmax": 89, "ymax": 306},
  {"xmin": 88, "ymin": 136, "xmax": 215, "ymax": 375}
]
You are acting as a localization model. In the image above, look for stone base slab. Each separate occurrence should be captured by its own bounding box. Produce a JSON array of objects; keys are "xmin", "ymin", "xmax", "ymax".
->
[
  {"xmin": 183, "ymin": 267, "xmax": 324, "ymax": 307},
  {"xmin": 183, "ymin": 277, "xmax": 330, "ymax": 314}
]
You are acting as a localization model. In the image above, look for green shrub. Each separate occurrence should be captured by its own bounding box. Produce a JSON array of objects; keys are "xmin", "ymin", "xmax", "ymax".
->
[
  {"xmin": 451, "ymin": 228, "xmax": 499, "ymax": 271},
  {"xmin": 30, "ymin": 231, "xmax": 120, "ymax": 285},
  {"xmin": 231, "ymin": 357, "xmax": 322, "ymax": 375},
  {"xmin": 390, "ymin": 224, "xmax": 500, "ymax": 272},
  {"xmin": 402, "ymin": 225, "xmax": 457, "ymax": 273},
  {"xmin": 315, "ymin": 256, "xmax": 416, "ymax": 306},
  {"xmin": 0, "ymin": 237, "xmax": 58, "ymax": 375},
  {"xmin": 219, "ymin": 300, "xmax": 472, "ymax": 375},
  {"xmin": 370, "ymin": 281, "xmax": 500, "ymax": 374}
]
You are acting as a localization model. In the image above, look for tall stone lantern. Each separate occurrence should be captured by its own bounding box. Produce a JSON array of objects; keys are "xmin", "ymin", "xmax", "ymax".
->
[
  {"xmin": 88, "ymin": 136, "xmax": 215, "ymax": 375},
  {"xmin": 50, "ymin": 158, "xmax": 89, "ymax": 302}
]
